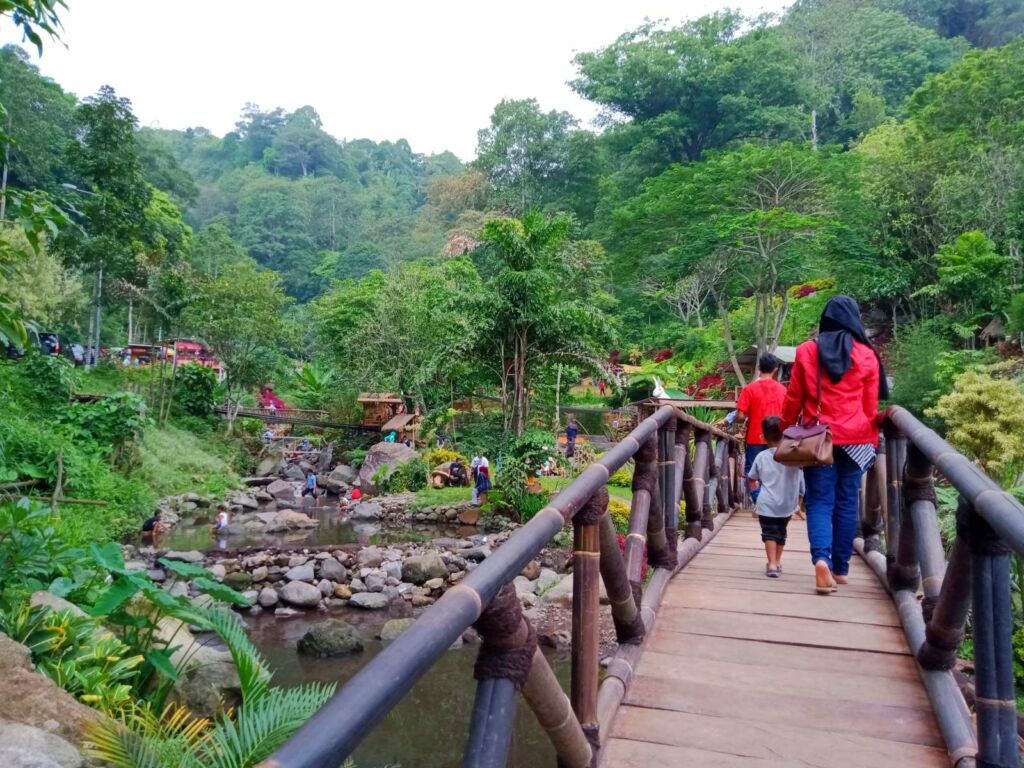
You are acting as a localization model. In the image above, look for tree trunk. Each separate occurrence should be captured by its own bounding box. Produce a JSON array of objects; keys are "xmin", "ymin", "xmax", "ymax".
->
[
  {"xmin": 127, "ymin": 299, "xmax": 133, "ymax": 345},
  {"xmin": 768, "ymin": 290, "xmax": 790, "ymax": 352},
  {"xmin": 554, "ymin": 364, "xmax": 562, "ymax": 432},
  {"xmin": 0, "ymin": 141, "xmax": 9, "ymax": 221},
  {"xmin": 717, "ymin": 293, "xmax": 747, "ymax": 386}
]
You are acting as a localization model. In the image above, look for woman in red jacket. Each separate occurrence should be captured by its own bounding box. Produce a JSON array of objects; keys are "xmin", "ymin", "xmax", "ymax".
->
[{"xmin": 781, "ymin": 296, "xmax": 888, "ymax": 594}]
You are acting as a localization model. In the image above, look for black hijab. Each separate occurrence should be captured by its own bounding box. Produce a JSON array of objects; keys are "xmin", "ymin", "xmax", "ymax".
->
[{"xmin": 817, "ymin": 295, "xmax": 889, "ymax": 399}]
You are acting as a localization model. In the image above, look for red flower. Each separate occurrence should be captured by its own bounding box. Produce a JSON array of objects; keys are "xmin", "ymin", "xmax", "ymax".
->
[
  {"xmin": 794, "ymin": 283, "xmax": 817, "ymax": 299},
  {"xmin": 654, "ymin": 349, "xmax": 674, "ymax": 363}
]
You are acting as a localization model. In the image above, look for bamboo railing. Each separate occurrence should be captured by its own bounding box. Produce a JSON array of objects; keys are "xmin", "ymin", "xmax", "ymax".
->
[
  {"xmin": 854, "ymin": 406, "xmax": 1024, "ymax": 768},
  {"xmin": 257, "ymin": 404, "xmax": 742, "ymax": 768}
]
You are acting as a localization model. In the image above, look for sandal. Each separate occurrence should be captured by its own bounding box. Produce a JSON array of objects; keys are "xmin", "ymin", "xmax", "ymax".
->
[
  {"xmin": 767, "ymin": 566, "xmax": 780, "ymax": 578},
  {"xmin": 815, "ymin": 561, "xmax": 837, "ymax": 595}
]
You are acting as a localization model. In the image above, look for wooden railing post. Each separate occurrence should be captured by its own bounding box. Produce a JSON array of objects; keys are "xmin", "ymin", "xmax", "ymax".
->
[
  {"xmin": 890, "ymin": 444, "xmax": 924, "ymax": 593},
  {"xmin": 597, "ymin": 486, "xmax": 644, "ymax": 645},
  {"xmin": 885, "ymin": 425, "xmax": 908, "ymax": 588},
  {"xmin": 661, "ymin": 421, "xmax": 679, "ymax": 567},
  {"xmin": 918, "ymin": 502, "xmax": 972, "ymax": 671},
  {"xmin": 713, "ymin": 438, "xmax": 729, "ymax": 515},
  {"xmin": 640, "ymin": 433, "xmax": 672, "ymax": 568},
  {"xmin": 571, "ymin": 491, "xmax": 604, "ymax": 755},
  {"xmin": 688, "ymin": 430, "xmax": 711, "ymax": 534},
  {"xmin": 966, "ymin": 504, "xmax": 1020, "ymax": 768},
  {"xmin": 860, "ymin": 433, "xmax": 886, "ymax": 555},
  {"xmin": 697, "ymin": 430, "xmax": 714, "ymax": 530}
]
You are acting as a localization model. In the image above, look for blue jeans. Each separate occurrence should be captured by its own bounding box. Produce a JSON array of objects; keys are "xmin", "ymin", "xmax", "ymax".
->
[
  {"xmin": 745, "ymin": 443, "xmax": 769, "ymax": 503},
  {"xmin": 803, "ymin": 448, "xmax": 864, "ymax": 576}
]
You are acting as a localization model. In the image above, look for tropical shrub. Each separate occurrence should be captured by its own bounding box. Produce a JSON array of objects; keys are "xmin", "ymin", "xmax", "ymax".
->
[
  {"xmin": 174, "ymin": 363, "xmax": 217, "ymax": 416},
  {"xmin": 21, "ymin": 352, "xmax": 75, "ymax": 407},
  {"xmin": 374, "ymin": 458, "xmax": 429, "ymax": 494},
  {"xmin": 427, "ymin": 448, "xmax": 468, "ymax": 467},
  {"xmin": 926, "ymin": 371, "xmax": 1024, "ymax": 484},
  {"xmin": 608, "ymin": 497, "xmax": 631, "ymax": 533},
  {"xmin": 58, "ymin": 391, "xmax": 149, "ymax": 467},
  {"xmin": 608, "ymin": 463, "xmax": 633, "ymax": 488}
]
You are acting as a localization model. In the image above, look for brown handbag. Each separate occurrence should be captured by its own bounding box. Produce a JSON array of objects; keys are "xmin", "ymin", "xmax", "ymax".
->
[{"xmin": 774, "ymin": 357, "xmax": 834, "ymax": 468}]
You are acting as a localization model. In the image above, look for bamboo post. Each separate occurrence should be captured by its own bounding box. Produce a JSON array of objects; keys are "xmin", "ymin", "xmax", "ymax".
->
[
  {"xmin": 918, "ymin": 517, "xmax": 972, "ymax": 671},
  {"xmin": 713, "ymin": 439, "xmax": 729, "ymax": 516},
  {"xmin": 661, "ymin": 421, "xmax": 679, "ymax": 568},
  {"xmin": 885, "ymin": 426, "xmax": 908, "ymax": 586},
  {"xmin": 890, "ymin": 445, "xmax": 923, "ymax": 593},
  {"xmin": 571, "ymin": 491, "xmax": 604, "ymax": 752},
  {"xmin": 861, "ymin": 434, "xmax": 886, "ymax": 555},
  {"xmin": 636, "ymin": 435, "xmax": 671, "ymax": 568},
  {"xmin": 905, "ymin": 444, "xmax": 945, "ymax": 619},
  {"xmin": 464, "ymin": 583, "xmax": 536, "ymax": 768},
  {"xmin": 521, "ymin": 647, "xmax": 592, "ymax": 768},
  {"xmin": 968, "ymin": 506, "xmax": 1019, "ymax": 767},
  {"xmin": 697, "ymin": 430, "xmax": 714, "ymax": 530},
  {"xmin": 683, "ymin": 431, "xmax": 707, "ymax": 540},
  {"xmin": 598, "ymin": 496, "xmax": 644, "ymax": 645}
]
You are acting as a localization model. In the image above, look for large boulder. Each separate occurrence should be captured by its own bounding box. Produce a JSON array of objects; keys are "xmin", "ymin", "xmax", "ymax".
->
[
  {"xmin": 266, "ymin": 479, "xmax": 296, "ymax": 502},
  {"xmin": 0, "ymin": 633, "xmax": 106, "ymax": 746},
  {"xmin": 280, "ymin": 581, "xmax": 323, "ymax": 608},
  {"xmin": 330, "ymin": 464, "xmax": 358, "ymax": 485},
  {"xmin": 156, "ymin": 618, "xmax": 242, "ymax": 719},
  {"xmin": 264, "ymin": 510, "xmax": 320, "ymax": 533},
  {"xmin": 0, "ymin": 719, "xmax": 84, "ymax": 768},
  {"xmin": 349, "ymin": 502, "xmax": 382, "ymax": 521},
  {"xmin": 297, "ymin": 620, "xmax": 364, "ymax": 657},
  {"xmin": 164, "ymin": 550, "xmax": 203, "ymax": 564},
  {"xmin": 29, "ymin": 592, "xmax": 87, "ymax": 618},
  {"xmin": 357, "ymin": 442, "xmax": 420, "ymax": 493},
  {"xmin": 402, "ymin": 553, "xmax": 448, "ymax": 585},
  {"xmin": 542, "ymin": 573, "xmax": 609, "ymax": 607},
  {"xmin": 284, "ymin": 464, "xmax": 307, "ymax": 482}
]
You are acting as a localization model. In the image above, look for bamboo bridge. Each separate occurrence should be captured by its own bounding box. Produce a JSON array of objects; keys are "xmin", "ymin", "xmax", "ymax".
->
[{"xmin": 259, "ymin": 403, "xmax": 1021, "ymax": 768}]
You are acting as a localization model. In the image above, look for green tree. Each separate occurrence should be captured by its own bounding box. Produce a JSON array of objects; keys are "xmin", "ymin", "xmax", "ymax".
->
[
  {"xmin": 190, "ymin": 219, "xmax": 248, "ymax": 277},
  {"xmin": 474, "ymin": 210, "xmax": 616, "ymax": 434},
  {"xmin": 474, "ymin": 98, "xmax": 578, "ymax": 212},
  {"xmin": 572, "ymin": 14, "xmax": 810, "ymax": 164},
  {"xmin": 182, "ymin": 260, "xmax": 290, "ymax": 432}
]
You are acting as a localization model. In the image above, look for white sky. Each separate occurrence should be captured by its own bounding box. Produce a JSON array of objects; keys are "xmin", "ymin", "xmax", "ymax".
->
[{"xmin": 3, "ymin": 0, "xmax": 789, "ymax": 160}]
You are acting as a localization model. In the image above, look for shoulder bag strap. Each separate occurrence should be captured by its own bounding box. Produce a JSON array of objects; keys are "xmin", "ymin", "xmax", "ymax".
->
[{"xmin": 815, "ymin": 346, "xmax": 823, "ymax": 427}]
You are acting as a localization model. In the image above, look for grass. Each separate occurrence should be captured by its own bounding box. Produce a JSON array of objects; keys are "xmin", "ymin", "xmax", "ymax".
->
[
  {"xmin": 411, "ymin": 486, "xmax": 473, "ymax": 510},
  {"xmin": 134, "ymin": 424, "xmax": 239, "ymax": 499},
  {"xmin": 537, "ymin": 475, "xmax": 633, "ymax": 502}
]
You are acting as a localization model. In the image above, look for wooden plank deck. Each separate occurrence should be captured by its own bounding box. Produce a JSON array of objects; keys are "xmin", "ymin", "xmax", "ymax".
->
[{"xmin": 601, "ymin": 514, "xmax": 948, "ymax": 768}]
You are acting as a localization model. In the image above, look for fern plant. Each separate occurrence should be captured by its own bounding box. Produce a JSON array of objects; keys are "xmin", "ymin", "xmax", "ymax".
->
[{"xmin": 85, "ymin": 602, "xmax": 336, "ymax": 768}]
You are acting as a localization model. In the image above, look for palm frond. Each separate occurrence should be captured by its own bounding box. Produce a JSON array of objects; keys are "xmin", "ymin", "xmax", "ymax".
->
[
  {"xmin": 199, "ymin": 682, "xmax": 336, "ymax": 768},
  {"xmin": 84, "ymin": 703, "xmax": 208, "ymax": 768},
  {"xmin": 190, "ymin": 606, "xmax": 272, "ymax": 704}
]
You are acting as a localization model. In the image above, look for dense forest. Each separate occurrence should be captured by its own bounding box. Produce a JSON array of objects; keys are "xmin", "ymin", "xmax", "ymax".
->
[{"xmin": 2, "ymin": 0, "xmax": 1024, "ymax": 475}]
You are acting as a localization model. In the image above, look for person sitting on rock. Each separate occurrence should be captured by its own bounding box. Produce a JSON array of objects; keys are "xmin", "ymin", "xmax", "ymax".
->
[{"xmin": 141, "ymin": 510, "xmax": 164, "ymax": 543}]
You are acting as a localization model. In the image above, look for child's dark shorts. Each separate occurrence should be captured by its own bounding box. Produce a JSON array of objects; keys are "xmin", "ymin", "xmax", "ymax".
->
[{"xmin": 758, "ymin": 515, "xmax": 792, "ymax": 545}]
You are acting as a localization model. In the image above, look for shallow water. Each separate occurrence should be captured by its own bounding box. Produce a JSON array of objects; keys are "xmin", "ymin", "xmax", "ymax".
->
[
  {"xmin": 147, "ymin": 504, "xmax": 478, "ymax": 552},
  {"xmin": 247, "ymin": 606, "xmax": 567, "ymax": 768}
]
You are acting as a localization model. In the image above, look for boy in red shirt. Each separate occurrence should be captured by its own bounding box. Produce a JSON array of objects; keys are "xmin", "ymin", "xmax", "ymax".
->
[{"xmin": 735, "ymin": 353, "xmax": 787, "ymax": 503}]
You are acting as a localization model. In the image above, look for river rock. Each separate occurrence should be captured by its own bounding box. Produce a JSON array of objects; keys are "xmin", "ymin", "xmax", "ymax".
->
[
  {"xmin": 265, "ymin": 510, "xmax": 319, "ymax": 532},
  {"xmin": 520, "ymin": 561, "xmax": 541, "ymax": 580},
  {"xmin": 464, "ymin": 545, "xmax": 491, "ymax": 562},
  {"xmin": 0, "ymin": 719, "xmax": 84, "ymax": 768},
  {"xmin": 297, "ymin": 620, "xmax": 364, "ymax": 657},
  {"xmin": 318, "ymin": 579, "xmax": 334, "ymax": 597},
  {"xmin": 284, "ymin": 464, "xmax": 307, "ymax": 482},
  {"xmin": 257, "ymin": 587, "xmax": 279, "ymax": 607},
  {"xmin": 402, "ymin": 553, "xmax": 448, "ymax": 584},
  {"xmin": 424, "ymin": 577, "xmax": 445, "ymax": 591},
  {"xmin": 157, "ymin": 617, "xmax": 241, "ymax": 718},
  {"xmin": 285, "ymin": 564, "xmax": 315, "ymax": 582},
  {"xmin": 542, "ymin": 573, "xmax": 608, "ymax": 606},
  {"xmin": 364, "ymin": 573, "xmax": 386, "ymax": 592},
  {"xmin": 349, "ymin": 592, "xmax": 389, "ymax": 609},
  {"xmin": 333, "ymin": 584, "xmax": 352, "ymax": 599},
  {"xmin": 210, "ymin": 564, "xmax": 227, "ymax": 581},
  {"xmin": 29, "ymin": 592, "xmax": 87, "ymax": 618},
  {"xmin": 350, "ymin": 502, "xmax": 382, "ymax": 521},
  {"xmin": 288, "ymin": 555, "xmax": 309, "ymax": 567},
  {"xmin": 223, "ymin": 571, "xmax": 252, "ymax": 590},
  {"xmin": 319, "ymin": 558, "xmax": 347, "ymax": 582},
  {"xmin": 350, "ymin": 578, "xmax": 366, "ymax": 593},
  {"xmin": 537, "ymin": 568, "xmax": 561, "ymax": 594},
  {"xmin": 148, "ymin": 568, "xmax": 167, "ymax": 582},
  {"xmin": 251, "ymin": 566, "xmax": 268, "ymax": 583},
  {"xmin": 513, "ymin": 576, "xmax": 536, "ymax": 595},
  {"xmin": 357, "ymin": 442, "xmax": 420, "ymax": 492},
  {"xmin": 356, "ymin": 547, "xmax": 384, "ymax": 568},
  {"xmin": 164, "ymin": 550, "xmax": 203, "ymax": 563},
  {"xmin": 280, "ymin": 581, "xmax": 323, "ymax": 608},
  {"xmin": 267, "ymin": 479, "xmax": 296, "ymax": 502},
  {"xmin": 257, "ymin": 455, "xmax": 282, "ymax": 477},
  {"xmin": 234, "ymin": 493, "xmax": 259, "ymax": 510},
  {"xmin": 383, "ymin": 561, "xmax": 402, "ymax": 581},
  {"xmin": 242, "ymin": 590, "xmax": 259, "ymax": 605},
  {"xmin": 330, "ymin": 464, "xmax": 358, "ymax": 485},
  {"xmin": 379, "ymin": 618, "xmax": 415, "ymax": 641}
]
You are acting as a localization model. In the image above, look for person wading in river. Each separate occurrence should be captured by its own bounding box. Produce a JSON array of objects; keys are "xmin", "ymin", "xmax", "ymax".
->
[{"xmin": 781, "ymin": 295, "xmax": 887, "ymax": 595}]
